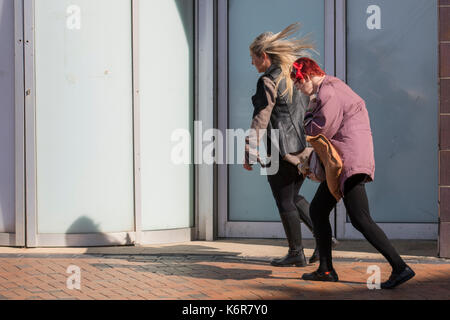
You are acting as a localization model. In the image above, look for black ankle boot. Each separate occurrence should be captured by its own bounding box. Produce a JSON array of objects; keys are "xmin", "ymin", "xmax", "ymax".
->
[
  {"xmin": 271, "ymin": 249, "xmax": 307, "ymax": 267},
  {"xmin": 302, "ymin": 269, "xmax": 339, "ymax": 282},
  {"xmin": 273, "ymin": 210, "xmax": 307, "ymax": 267}
]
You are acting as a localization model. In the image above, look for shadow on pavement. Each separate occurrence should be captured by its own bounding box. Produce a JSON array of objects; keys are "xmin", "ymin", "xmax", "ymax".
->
[
  {"xmin": 86, "ymin": 252, "xmax": 450, "ymax": 299},
  {"xmin": 89, "ymin": 252, "xmax": 284, "ymax": 281}
]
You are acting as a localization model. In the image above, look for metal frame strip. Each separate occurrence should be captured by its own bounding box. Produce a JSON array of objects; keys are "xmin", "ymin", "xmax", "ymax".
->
[
  {"xmin": 196, "ymin": 0, "xmax": 215, "ymax": 241},
  {"xmin": 131, "ymin": 0, "xmax": 142, "ymax": 245},
  {"xmin": 217, "ymin": 0, "xmax": 228, "ymax": 238},
  {"xmin": 13, "ymin": 0, "xmax": 26, "ymax": 247},
  {"xmin": 325, "ymin": 0, "xmax": 336, "ymax": 75},
  {"xmin": 24, "ymin": 0, "xmax": 37, "ymax": 247}
]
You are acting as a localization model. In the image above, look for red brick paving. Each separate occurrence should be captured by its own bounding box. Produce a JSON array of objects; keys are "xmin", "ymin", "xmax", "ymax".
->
[{"xmin": 0, "ymin": 255, "xmax": 448, "ymax": 300}]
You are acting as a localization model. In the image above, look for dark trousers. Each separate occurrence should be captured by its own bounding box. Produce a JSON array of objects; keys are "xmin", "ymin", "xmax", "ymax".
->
[
  {"xmin": 310, "ymin": 174, "xmax": 407, "ymax": 273},
  {"xmin": 267, "ymin": 160, "xmax": 314, "ymax": 241}
]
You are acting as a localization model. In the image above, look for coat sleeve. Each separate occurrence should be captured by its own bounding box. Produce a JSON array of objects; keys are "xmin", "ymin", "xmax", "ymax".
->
[
  {"xmin": 245, "ymin": 77, "xmax": 277, "ymax": 164},
  {"xmin": 304, "ymin": 87, "xmax": 343, "ymax": 140}
]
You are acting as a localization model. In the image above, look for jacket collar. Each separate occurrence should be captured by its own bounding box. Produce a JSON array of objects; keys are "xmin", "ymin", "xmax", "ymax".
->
[
  {"xmin": 316, "ymin": 75, "xmax": 330, "ymax": 95},
  {"xmin": 263, "ymin": 64, "xmax": 281, "ymax": 78}
]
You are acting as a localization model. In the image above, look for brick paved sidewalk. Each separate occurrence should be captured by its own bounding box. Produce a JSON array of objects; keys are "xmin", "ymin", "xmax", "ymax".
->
[{"xmin": 0, "ymin": 240, "xmax": 448, "ymax": 300}]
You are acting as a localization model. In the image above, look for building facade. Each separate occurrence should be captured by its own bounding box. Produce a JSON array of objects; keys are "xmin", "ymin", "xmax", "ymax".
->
[
  {"xmin": 439, "ymin": 0, "xmax": 450, "ymax": 258},
  {"xmin": 0, "ymin": 0, "xmax": 448, "ymax": 258}
]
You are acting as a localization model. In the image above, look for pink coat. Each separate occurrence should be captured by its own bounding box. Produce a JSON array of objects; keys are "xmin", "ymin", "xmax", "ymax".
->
[{"xmin": 304, "ymin": 75, "xmax": 375, "ymax": 193}]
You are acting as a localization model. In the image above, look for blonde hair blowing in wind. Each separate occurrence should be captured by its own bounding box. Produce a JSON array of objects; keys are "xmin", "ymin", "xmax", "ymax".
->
[{"xmin": 250, "ymin": 23, "xmax": 315, "ymax": 100}]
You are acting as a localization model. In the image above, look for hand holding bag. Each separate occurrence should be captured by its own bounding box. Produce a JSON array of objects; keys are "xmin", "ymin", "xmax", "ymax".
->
[
  {"xmin": 291, "ymin": 147, "xmax": 325, "ymax": 182},
  {"xmin": 306, "ymin": 151, "xmax": 326, "ymax": 182}
]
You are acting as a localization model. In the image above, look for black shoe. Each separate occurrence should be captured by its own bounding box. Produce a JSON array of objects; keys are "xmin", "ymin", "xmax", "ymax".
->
[
  {"xmin": 381, "ymin": 266, "xmax": 415, "ymax": 289},
  {"xmin": 309, "ymin": 247, "xmax": 319, "ymax": 264},
  {"xmin": 271, "ymin": 250, "xmax": 307, "ymax": 267},
  {"xmin": 302, "ymin": 269, "xmax": 339, "ymax": 282},
  {"xmin": 275, "ymin": 210, "xmax": 307, "ymax": 267}
]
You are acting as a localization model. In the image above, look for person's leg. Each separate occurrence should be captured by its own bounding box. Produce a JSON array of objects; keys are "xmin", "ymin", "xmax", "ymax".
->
[
  {"xmin": 268, "ymin": 161, "xmax": 299, "ymax": 213},
  {"xmin": 268, "ymin": 161, "xmax": 307, "ymax": 266},
  {"xmin": 300, "ymin": 181, "xmax": 339, "ymax": 281},
  {"xmin": 294, "ymin": 190, "xmax": 339, "ymax": 264},
  {"xmin": 293, "ymin": 192, "xmax": 320, "ymax": 264},
  {"xmin": 291, "ymin": 172, "xmax": 327, "ymax": 264},
  {"xmin": 290, "ymin": 171, "xmax": 312, "ymax": 230},
  {"xmin": 343, "ymin": 175, "xmax": 415, "ymax": 288},
  {"xmin": 307, "ymin": 181, "xmax": 337, "ymax": 273},
  {"xmin": 293, "ymin": 194, "xmax": 313, "ymax": 231},
  {"xmin": 343, "ymin": 175, "xmax": 407, "ymax": 273}
]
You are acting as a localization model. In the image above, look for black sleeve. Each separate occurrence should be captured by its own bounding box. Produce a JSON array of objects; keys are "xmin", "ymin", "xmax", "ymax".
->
[{"xmin": 251, "ymin": 77, "xmax": 270, "ymax": 118}]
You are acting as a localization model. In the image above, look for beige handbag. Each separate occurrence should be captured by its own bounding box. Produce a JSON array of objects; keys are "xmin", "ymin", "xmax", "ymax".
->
[{"xmin": 306, "ymin": 135, "xmax": 343, "ymax": 201}]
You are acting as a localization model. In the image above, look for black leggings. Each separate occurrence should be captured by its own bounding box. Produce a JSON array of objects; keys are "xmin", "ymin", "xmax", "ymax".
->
[
  {"xmin": 267, "ymin": 159, "xmax": 314, "ymax": 231},
  {"xmin": 310, "ymin": 174, "xmax": 407, "ymax": 274}
]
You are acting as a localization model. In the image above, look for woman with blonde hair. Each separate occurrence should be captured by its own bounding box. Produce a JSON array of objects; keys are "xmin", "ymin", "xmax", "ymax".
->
[{"xmin": 244, "ymin": 23, "xmax": 337, "ymax": 267}]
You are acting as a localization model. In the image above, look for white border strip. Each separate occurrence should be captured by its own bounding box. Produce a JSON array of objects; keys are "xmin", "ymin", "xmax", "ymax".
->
[
  {"xmin": 131, "ymin": 0, "xmax": 142, "ymax": 245},
  {"xmin": 35, "ymin": 229, "xmax": 194, "ymax": 247},
  {"xmin": 196, "ymin": 0, "xmax": 215, "ymax": 241},
  {"xmin": 0, "ymin": 234, "xmax": 16, "ymax": 247},
  {"xmin": 344, "ymin": 223, "xmax": 438, "ymax": 240},
  {"xmin": 24, "ymin": 0, "xmax": 37, "ymax": 247},
  {"xmin": 217, "ymin": 0, "xmax": 228, "ymax": 238},
  {"xmin": 222, "ymin": 222, "xmax": 314, "ymax": 239},
  {"xmin": 36, "ymin": 232, "xmax": 136, "ymax": 248},
  {"xmin": 13, "ymin": 0, "xmax": 26, "ymax": 246},
  {"xmin": 140, "ymin": 228, "xmax": 195, "ymax": 245}
]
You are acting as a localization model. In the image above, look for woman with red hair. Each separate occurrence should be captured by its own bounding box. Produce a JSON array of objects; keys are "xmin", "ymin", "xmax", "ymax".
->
[{"xmin": 291, "ymin": 57, "xmax": 415, "ymax": 289}]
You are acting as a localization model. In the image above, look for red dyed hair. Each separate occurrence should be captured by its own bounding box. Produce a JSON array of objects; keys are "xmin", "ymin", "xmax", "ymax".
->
[{"xmin": 290, "ymin": 57, "xmax": 325, "ymax": 81}]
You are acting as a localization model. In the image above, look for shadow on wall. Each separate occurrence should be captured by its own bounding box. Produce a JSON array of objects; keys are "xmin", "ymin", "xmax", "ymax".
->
[
  {"xmin": 174, "ymin": 0, "xmax": 194, "ymax": 125},
  {"xmin": 65, "ymin": 216, "xmax": 133, "ymax": 248},
  {"xmin": 174, "ymin": 0, "xmax": 194, "ymax": 49}
]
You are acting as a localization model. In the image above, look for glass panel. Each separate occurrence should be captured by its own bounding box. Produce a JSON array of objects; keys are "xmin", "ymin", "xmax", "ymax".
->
[
  {"xmin": 346, "ymin": 0, "xmax": 438, "ymax": 223},
  {"xmin": 228, "ymin": 0, "xmax": 325, "ymax": 222},
  {"xmin": 35, "ymin": 0, "xmax": 135, "ymax": 234},
  {"xmin": 0, "ymin": 0, "xmax": 15, "ymax": 233},
  {"xmin": 139, "ymin": 0, "xmax": 194, "ymax": 230}
]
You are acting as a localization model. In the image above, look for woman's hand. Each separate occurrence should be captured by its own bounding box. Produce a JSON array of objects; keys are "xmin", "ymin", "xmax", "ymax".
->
[
  {"xmin": 297, "ymin": 162, "xmax": 309, "ymax": 176},
  {"xmin": 243, "ymin": 163, "xmax": 253, "ymax": 171}
]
